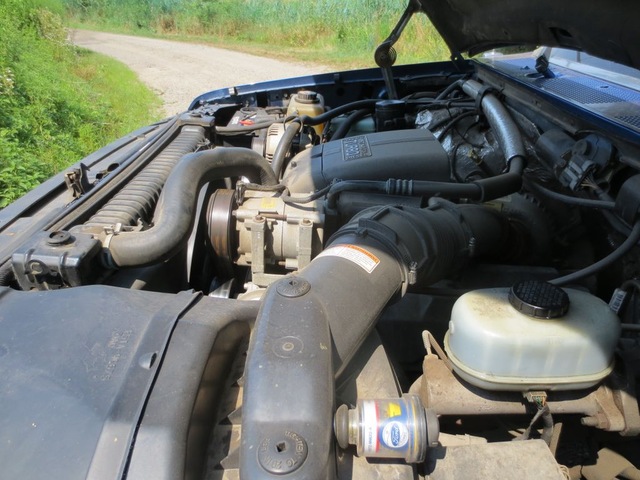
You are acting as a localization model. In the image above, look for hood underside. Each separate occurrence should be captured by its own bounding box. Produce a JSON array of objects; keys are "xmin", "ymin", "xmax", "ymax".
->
[{"xmin": 416, "ymin": 0, "xmax": 640, "ymax": 69}]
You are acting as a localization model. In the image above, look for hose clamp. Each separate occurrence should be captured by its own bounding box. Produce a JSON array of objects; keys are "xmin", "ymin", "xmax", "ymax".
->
[{"xmin": 474, "ymin": 85, "xmax": 497, "ymax": 111}]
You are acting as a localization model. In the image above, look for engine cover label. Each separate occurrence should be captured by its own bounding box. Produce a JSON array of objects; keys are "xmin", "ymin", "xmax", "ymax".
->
[
  {"xmin": 342, "ymin": 135, "xmax": 371, "ymax": 161},
  {"xmin": 316, "ymin": 244, "xmax": 380, "ymax": 273}
]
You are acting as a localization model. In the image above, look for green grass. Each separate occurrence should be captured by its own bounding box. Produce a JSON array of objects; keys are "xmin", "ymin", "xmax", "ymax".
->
[
  {"xmin": 64, "ymin": 0, "xmax": 450, "ymax": 69},
  {"xmin": 0, "ymin": 0, "xmax": 161, "ymax": 207}
]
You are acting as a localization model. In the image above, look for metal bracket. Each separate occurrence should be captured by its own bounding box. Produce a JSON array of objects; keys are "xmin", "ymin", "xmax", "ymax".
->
[{"xmin": 296, "ymin": 218, "xmax": 313, "ymax": 269}]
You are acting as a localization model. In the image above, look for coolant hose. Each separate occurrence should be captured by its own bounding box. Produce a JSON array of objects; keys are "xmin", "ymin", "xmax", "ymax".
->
[
  {"xmin": 271, "ymin": 120, "xmax": 302, "ymax": 180},
  {"xmin": 106, "ymin": 148, "xmax": 277, "ymax": 267},
  {"xmin": 462, "ymin": 79, "xmax": 526, "ymax": 165},
  {"xmin": 240, "ymin": 201, "xmax": 511, "ymax": 480},
  {"xmin": 461, "ymin": 79, "xmax": 527, "ymax": 199}
]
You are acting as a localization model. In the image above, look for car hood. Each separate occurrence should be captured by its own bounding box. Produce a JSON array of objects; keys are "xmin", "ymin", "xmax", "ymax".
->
[{"xmin": 416, "ymin": 0, "xmax": 640, "ymax": 69}]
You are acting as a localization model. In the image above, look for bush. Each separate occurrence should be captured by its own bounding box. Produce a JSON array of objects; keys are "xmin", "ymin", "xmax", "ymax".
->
[{"xmin": 0, "ymin": 0, "xmax": 160, "ymax": 207}]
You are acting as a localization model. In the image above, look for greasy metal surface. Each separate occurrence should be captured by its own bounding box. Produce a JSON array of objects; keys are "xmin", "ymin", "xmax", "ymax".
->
[
  {"xmin": 581, "ymin": 448, "xmax": 640, "ymax": 480},
  {"xmin": 424, "ymin": 440, "xmax": 566, "ymax": 480},
  {"xmin": 419, "ymin": 354, "xmax": 630, "ymax": 432}
]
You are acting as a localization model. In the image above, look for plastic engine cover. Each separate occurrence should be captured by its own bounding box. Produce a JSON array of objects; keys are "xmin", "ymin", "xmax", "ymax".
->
[
  {"xmin": 282, "ymin": 129, "xmax": 450, "ymax": 192},
  {"xmin": 444, "ymin": 287, "xmax": 621, "ymax": 391}
]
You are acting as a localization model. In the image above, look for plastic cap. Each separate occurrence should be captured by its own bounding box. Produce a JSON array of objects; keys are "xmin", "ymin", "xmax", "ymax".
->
[
  {"xmin": 296, "ymin": 90, "xmax": 319, "ymax": 104},
  {"xmin": 508, "ymin": 280, "xmax": 569, "ymax": 319}
]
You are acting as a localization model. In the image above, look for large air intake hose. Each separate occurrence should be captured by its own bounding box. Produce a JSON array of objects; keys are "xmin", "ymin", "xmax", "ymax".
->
[
  {"xmin": 240, "ymin": 201, "xmax": 511, "ymax": 480},
  {"xmin": 105, "ymin": 147, "xmax": 278, "ymax": 267}
]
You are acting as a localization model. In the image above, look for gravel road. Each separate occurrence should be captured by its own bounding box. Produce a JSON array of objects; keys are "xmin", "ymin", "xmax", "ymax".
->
[{"xmin": 71, "ymin": 30, "xmax": 329, "ymax": 116}]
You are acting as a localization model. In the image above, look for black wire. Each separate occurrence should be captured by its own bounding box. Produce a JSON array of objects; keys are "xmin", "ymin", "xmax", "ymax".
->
[
  {"xmin": 242, "ymin": 183, "xmax": 287, "ymax": 192},
  {"xmin": 280, "ymin": 184, "xmax": 333, "ymax": 205},
  {"xmin": 550, "ymin": 221, "xmax": 640, "ymax": 286},
  {"xmin": 435, "ymin": 110, "xmax": 479, "ymax": 141},
  {"xmin": 528, "ymin": 182, "xmax": 616, "ymax": 210},
  {"xmin": 622, "ymin": 278, "xmax": 640, "ymax": 292},
  {"xmin": 450, "ymin": 142, "xmax": 464, "ymax": 182}
]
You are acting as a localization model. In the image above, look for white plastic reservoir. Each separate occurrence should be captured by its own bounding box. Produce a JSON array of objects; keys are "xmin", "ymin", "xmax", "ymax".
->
[{"xmin": 444, "ymin": 282, "xmax": 621, "ymax": 391}]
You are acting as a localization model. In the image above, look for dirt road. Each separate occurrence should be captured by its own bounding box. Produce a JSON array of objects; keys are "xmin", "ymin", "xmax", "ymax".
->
[{"xmin": 71, "ymin": 30, "xmax": 329, "ymax": 116}]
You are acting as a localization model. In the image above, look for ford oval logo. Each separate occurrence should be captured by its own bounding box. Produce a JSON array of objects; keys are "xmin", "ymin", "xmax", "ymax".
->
[{"xmin": 390, "ymin": 424, "xmax": 401, "ymax": 446}]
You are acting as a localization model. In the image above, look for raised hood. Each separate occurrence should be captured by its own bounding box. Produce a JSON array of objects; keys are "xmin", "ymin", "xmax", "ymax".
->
[{"xmin": 416, "ymin": 0, "xmax": 640, "ymax": 69}]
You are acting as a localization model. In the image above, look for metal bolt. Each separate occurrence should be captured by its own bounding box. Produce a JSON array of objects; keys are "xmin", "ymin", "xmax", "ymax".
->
[{"xmin": 28, "ymin": 261, "xmax": 44, "ymax": 275}]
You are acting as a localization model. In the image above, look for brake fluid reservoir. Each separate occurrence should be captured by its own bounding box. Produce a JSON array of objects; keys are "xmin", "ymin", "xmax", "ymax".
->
[
  {"xmin": 444, "ymin": 281, "xmax": 621, "ymax": 391},
  {"xmin": 286, "ymin": 90, "xmax": 325, "ymax": 134},
  {"xmin": 333, "ymin": 394, "xmax": 439, "ymax": 463}
]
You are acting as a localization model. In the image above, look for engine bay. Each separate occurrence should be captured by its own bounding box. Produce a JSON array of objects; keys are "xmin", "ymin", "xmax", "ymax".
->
[{"xmin": 2, "ymin": 56, "xmax": 640, "ymax": 479}]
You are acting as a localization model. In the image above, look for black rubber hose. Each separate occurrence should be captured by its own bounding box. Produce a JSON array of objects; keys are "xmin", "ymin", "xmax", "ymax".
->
[
  {"xmin": 435, "ymin": 79, "xmax": 464, "ymax": 100},
  {"xmin": 271, "ymin": 121, "xmax": 302, "ymax": 180},
  {"xmin": 106, "ymin": 148, "xmax": 277, "ymax": 267},
  {"xmin": 85, "ymin": 125, "xmax": 206, "ymax": 229},
  {"xmin": 462, "ymin": 79, "xmax": 526, "ymax": 165},
  {"xmin": 322, "ymin": 158, "xmax": 523, "ymax": 207},
  {"xmin": 550, "ymin": 221, "xmax": 640, "ymax": 286},
  {"xmin": 331, "ymin": 108, "xmax": 372, "ymax": 140},
  {"xmin": 297, "ymin": 99, "xmax": 379, "ymax": 126}
]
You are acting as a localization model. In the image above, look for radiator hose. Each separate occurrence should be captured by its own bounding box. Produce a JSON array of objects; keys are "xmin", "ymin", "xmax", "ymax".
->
[
  {"xmin": 240, "ymin": 200, "xmax": 513, "ymax": 480},
  {"xmin": 105, "ymin": 147, "xmax": 278, "ymax": 267}
]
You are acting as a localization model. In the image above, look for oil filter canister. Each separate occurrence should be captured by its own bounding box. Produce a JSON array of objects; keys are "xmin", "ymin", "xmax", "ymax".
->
[{"xmin": 334, "ymin": 394, "xmax": 439, "ymax": 463}]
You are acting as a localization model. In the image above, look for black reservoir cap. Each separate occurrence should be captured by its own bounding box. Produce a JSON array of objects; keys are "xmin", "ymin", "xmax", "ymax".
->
[{"xmin": 509, "ymin": 280, "xmax": 570, "ymax": 319}]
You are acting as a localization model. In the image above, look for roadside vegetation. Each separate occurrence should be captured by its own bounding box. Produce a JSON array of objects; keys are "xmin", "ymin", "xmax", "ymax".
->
[
  {"xmin": 63, "ymin": 0, "xmax": 450, "ymax": 68},
  {"xmin": 0, "ymin": 0, "xmax": 160, "ymax": 206},
  {"xmin": 1, "ymin": 0, "xmax": 447, "ymax": 207}
]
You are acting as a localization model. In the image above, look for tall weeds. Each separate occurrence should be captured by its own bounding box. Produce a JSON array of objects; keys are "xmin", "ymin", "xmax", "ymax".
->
[{"xmin": 64, "ymin": 0, "xmax": 449, "ymax": 66}]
